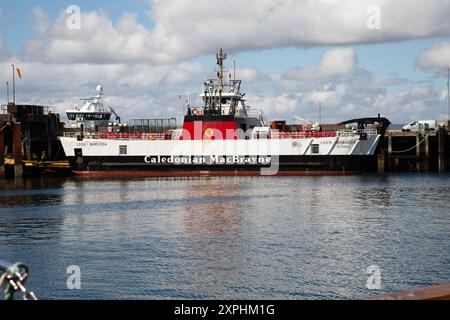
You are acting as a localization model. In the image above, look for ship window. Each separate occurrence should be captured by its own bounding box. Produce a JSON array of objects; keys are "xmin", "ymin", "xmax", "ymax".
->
[
  {"xmin": 311, "ymin": 144, "xmax": 320, "ymax": 154},
  {"xmin": 119, "ymin": 145, "xmax": 127, "ymax": 155},
  {"xmin": 74, "ymin": 148, "xmax": 83, "ymax": 157},
  {"xmin": 221, "ymin": 98, "xmax": 231, "ymax": 105}
]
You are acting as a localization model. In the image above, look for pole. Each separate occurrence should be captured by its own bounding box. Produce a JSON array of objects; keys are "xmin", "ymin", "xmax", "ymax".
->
[
  {"xmin": 11, "ymin": 64, "xmax": 15, "ymax": 104},
  {"xmin": 447, "ymin": 68, "xmax": 449, "ymax": 125},
  {"xmin": 319, "ymin": 103, "xmax": 322, "ymax": 123},
  {"xmin": 6, "ymin": 81, "xmax": 9, "ymax": 103}
]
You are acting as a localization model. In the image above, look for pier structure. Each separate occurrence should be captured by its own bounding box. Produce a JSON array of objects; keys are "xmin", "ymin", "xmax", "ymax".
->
[
  {"xmin": 378, "ymin": 126, "xmax": 449, "ymax": 173},
  {"xmin": 1, "ymin": 103, "xmax": 64, "ymax": 179}
]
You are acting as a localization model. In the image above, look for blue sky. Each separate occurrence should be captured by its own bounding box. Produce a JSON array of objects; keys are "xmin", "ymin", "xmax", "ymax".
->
[
  {"xmin": 1, "ymin": 1, "xmax": 450, "ymax": 123},
  {"xmin": 0, "ymin": 0, "xmax": 153, "ymax": 52}
]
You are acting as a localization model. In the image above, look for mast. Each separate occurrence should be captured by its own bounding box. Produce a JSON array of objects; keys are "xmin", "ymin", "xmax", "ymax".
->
[
  {"xmin": 11, "ymin": 64, "xmax": 15, "ymax": 104},
  {"xmin": 215, "ymin": 49, "xmax": 227, "ymax": 114},
  {"xmin": 216, "ymin": 48, "xmax": 227, "ymax": 89},
  {"xmin": 6, "ymin": 82, "xmax": 9, "ymax": 104}
]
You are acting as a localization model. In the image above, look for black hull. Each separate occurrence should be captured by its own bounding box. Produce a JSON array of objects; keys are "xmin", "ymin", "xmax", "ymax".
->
[{"xmin": 67, "ymin": 155, "xmax": 378, "ymax": 177}]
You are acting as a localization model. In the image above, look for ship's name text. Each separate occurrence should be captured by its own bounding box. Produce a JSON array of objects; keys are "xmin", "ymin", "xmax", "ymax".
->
[{"xmin": 144, "ymin": 155, "xmax": 272, "ymax": 165}]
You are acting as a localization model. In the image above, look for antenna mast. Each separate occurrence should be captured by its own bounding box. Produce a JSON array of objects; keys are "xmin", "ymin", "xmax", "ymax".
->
[
  {"xmin": 6, "ymin": 82, "xmax": 9, "ymax": 104},
  {"xmin": 216, "ymin": 48, "xmax": 227, "ymax": 89}
]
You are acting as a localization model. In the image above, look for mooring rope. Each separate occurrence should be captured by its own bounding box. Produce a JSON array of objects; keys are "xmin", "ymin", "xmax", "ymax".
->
[
  {"xmin": 0, "ymin": 124, "xmax": 8, "ymax": 132},
  {"xmin": 383, "ymin": 133, "xmax": 430, "ymax": 154}
]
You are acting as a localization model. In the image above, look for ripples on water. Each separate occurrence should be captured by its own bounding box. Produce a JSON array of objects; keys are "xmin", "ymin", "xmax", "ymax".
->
[{"xmin": 1, "ymin": 174, "xmax": 450, "ymax": 300}]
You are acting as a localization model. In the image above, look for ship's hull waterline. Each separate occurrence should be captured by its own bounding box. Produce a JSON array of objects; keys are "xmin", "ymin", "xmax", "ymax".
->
[{"xmin": 60, "ymin": 134, "xmax": 381, "ymax": 177}]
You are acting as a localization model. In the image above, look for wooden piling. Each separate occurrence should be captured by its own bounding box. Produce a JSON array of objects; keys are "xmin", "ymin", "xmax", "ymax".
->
[
  {"xmin": 425, "ymin": 134, "xmax": 430, "ymax": 171},
  {"xmin": 438, "ymin": 127, "xmax": 446, "ymax": 173},
  {"xmin": 416, "ymin": 134, "xmax": 421, "ymax": 172},
  {"xmin": 377, "ymin": 152, "xmax": 385, "ymax": 173},
  {"xmin": 13, "ymin": 122, "xmax": 22, "ymax": 178},
  {"xmin": 0, "ymin": 127, "xmax": 4, "ymax": 179},
  {"xmin": 387, "ymin": 135, "xmax": 392, "ymax": 170}
]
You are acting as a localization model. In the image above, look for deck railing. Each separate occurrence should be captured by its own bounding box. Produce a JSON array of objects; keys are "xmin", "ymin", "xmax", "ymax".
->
[
  {"xmin": 337, "ymin": 129, "xmax": 378, "ymax": 137},
  {"xmin": 63, "ymin": 129, "xmax": 379, "ymax": 141},
  {"xmin": 271, "ymin": 131, "xmax": 338, "ymax": 139},
  {"xmin": 63, "ymin": 132, "xmax": 173, "ymax": 140}
]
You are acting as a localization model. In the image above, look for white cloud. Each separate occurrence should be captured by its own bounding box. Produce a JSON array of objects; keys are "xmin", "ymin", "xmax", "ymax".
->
[
  {"xmin": 159, "ymin": 62, "xmax": 204, "ymax": 88},
  {"xmin": 282, "ymin": 48, "xmax": 356, "ymax": 81},
  {"xmin": 248, "ymin": 94, "xmax": 300, "ymax": 116},
  {"xmin": 416, "ymin": 41, "xmax": 450, "ymax": 70},
  {"xmin": 21, "ymin": 1, "xmax": 450, "ymax": 65},
  {"xmin": 244, "ymin": 63, "xmax": 447, "ymax": 124},
  {"xmin": 0, "ymin": 59, "xmax": 205, "ymax": 121},
  {"xmin": 408, "ymin": 85, "xmax": 432, "ymax": 98},
  {"xmin": 24, "ymin": 10, "xmax": 155, "ymax": 64},
  {"xmin": 309, "ymin": 84, "xmax": 349, "ymax": 105},
  {"xmin": 233, "ymin": 68, "xmax": 269, "ymax": 83}
]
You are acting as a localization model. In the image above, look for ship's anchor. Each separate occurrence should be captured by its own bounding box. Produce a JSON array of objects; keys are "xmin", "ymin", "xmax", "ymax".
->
[{"xmin": 0, "ymin": 259, "xmax": 38, "ymax": 300}]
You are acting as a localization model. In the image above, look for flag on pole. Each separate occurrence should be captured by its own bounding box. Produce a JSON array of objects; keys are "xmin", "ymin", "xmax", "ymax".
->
[{"xmin": 16, "ymin": 68, "xmax": 22, "ymax": 79}]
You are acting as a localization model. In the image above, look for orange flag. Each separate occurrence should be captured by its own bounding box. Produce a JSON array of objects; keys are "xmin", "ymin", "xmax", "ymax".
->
[{"xmin": 16, "ymin": 68, "xmax": 22, "ymax": 79}]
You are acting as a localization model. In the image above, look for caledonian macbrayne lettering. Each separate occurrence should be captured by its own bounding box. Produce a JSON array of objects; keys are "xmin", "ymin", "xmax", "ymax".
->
[{"xmin": 144, "ymin": 155, "xmax": 272, "ymax": 165}]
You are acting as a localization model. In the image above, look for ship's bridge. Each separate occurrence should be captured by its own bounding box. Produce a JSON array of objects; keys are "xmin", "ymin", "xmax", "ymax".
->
[
  {"xmin": 65, "ymin": 85, "xmax": 116, "ymax": 130},
  {"xmin": 181, "ymin": 49, "xmax": 268, "ymax": 140},
  {"xmin": 198, "ymin": 78, "xmax": 246, "ymax": 116}
]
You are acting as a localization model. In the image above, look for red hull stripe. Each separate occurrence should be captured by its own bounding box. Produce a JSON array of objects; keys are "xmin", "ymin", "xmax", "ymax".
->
[{"xmin": 73, "ymin": 170, "xmax": 361, "ymax": 177}]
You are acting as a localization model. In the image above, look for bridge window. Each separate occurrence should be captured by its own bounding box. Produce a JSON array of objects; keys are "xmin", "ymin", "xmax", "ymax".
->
[
  {"xmin": 311, "ymin": 144, "xmax": 320, "ymax": 154},
  {"xmin": 119, "ymin": 145, "xmax": 127, "ymax": 155},
  {"xmin": 221, "ymin": 98, "xmax": 231, "ymax": 105}
]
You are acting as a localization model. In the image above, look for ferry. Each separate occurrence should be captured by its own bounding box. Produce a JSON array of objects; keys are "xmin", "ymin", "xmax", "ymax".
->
[{"xmin": 59, "ymin": 49, "xmax": 390, "ymax": 177}]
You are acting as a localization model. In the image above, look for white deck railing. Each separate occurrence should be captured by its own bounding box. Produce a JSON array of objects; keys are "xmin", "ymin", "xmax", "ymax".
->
[{"xmin": 63, "ymin": 129, "xmax": 379, "ymax": 141}]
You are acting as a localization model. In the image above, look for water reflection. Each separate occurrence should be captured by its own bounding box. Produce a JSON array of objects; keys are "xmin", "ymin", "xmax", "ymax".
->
[
  {"xmin": 1, "ymin": 174, "xmax": 450, "ymax": 299},
  {"xmin": 183, "ymin": 178, "xmax": 242, "ymax": 236},
  {"xmin": 0, "ymin": 178, "xmax": 68, "ymax": 244}
]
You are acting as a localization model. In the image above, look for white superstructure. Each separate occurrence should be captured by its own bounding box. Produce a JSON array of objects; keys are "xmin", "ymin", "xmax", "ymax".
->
[{"xmin": 65, "ymin": 85, "xmax": 114, "ymax": 130}]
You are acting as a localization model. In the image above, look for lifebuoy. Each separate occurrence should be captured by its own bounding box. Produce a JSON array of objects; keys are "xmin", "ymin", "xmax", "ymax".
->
[
  {"xmin": 192, "ymin": 109, "xmax": 204, "ymax": 116},
  {"xmin": 204, "ymin": 128, "xmax": 214, "ymax": 139}
]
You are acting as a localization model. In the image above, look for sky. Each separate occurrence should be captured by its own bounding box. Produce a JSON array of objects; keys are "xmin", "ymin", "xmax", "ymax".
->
[{"xmin": 1, "ymin": 0, "xmax": 450, "ymax": 124}]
